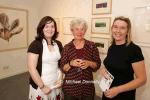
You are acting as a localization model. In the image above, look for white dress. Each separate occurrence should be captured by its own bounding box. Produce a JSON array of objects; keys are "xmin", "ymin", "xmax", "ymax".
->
[{"xmin": 29, "ymin": 39, "xmax": 63, "ymax": 100}]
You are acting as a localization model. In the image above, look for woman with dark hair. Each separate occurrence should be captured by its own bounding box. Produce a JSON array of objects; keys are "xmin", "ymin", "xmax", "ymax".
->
[
  {"xmin": 27, "ymin": 16, "xmax": 63, "ymax": 100},
  {"xmin": 100, "ymin": 16, "xmax": 147, "ymax": 100}
]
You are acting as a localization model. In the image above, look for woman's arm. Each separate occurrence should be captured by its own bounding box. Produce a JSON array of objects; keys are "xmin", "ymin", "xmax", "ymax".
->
[
  {"xmin": 27, "ymin": 53, "xmax": 51, "ymax": 94},
  {"xmin": 117, "ymin": 60, "xmax": 147, "ymax": 92},
  {"xmin": 63, "ymin": 63, "xmax": 71, "ymax": 72},
  {"xmin": 60, "ymin": 45, "xmax": 71, "ymax": 73},
  {"xmin": 104, "ymin": 60, "xmax": 147, "ymax": 98},
  {"xmin": 80, "ymin": 43, "xmax": 101, "ymax": 71},
  {"xmin": 54, "ymin": 69, "xmax": 64, "ymax": 89},
  {"xmin": 80, "ymin": 60, "xmax": 97, "ymax": 69}
]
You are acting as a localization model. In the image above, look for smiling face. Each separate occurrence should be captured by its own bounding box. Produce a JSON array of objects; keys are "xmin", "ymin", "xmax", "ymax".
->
[
  {"xmin": 111, "ymin": 20, "xmax": 128, "ymax": 45},
  {"xmin": 71, "ymin": 24, "xmax": 86, "ymax": 40},
  {"xmin": 43, "ymin": 21, "xmax": 55, "ymax": 39}
]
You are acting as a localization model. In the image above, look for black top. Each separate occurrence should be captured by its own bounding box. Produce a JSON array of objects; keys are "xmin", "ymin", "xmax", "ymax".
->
[
  {"xmin": 27, "ymin": 39, "xmax": 63, "ymax": 89},
  {"xmin": 102, "ymin": 42, "xmax": 144, "ymax": 100}
]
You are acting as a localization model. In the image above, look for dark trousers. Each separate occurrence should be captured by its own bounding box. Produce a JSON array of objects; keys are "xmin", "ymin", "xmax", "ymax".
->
[{"xmin": 64, "ymin": 93, "xmax": 94, "ymax": 100}]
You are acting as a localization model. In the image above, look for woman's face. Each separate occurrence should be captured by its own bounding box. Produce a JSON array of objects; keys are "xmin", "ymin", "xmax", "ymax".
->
[
  {"xmin": 72, "ymin": 24, "xmax": 86, "ymax": 40},
  {"xmin": 43, "ymin": 21, "xmax": 55, "ymax": 39},
  {"xmin": 112, "ymin": 20, "xmax": 128, "ymax": 43}
]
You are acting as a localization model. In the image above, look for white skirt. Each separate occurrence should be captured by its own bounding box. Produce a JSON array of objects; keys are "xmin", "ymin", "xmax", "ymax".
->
[{"xmin": 29, "ymin": 85, "xmax": 63, "ymax": 100}]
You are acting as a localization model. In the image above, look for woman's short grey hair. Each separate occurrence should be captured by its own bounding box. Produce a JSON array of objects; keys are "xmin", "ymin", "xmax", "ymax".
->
[{"xmin": 70, "ymin": 18, "xmax": 88, "ymax": 32}]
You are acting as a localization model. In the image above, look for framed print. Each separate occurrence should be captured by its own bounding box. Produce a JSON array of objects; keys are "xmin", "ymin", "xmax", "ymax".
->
[
  {"xmin": 133, "ymin": 6, "xmax": 150, "ymax": 47},
  {"xmin": 54, "ymin": 18, "xmax": 60, "ymax": 32},
  {"xmin": 0, "ymin": 6, "xmax": 28, "ymax": 52},
  {"xmin": 91, "ymin": 17, "xmax": 111, "ymax": 34},
  {"xmin": 92, "ymin": 0, "xmax": 112, "ymax": 14},
  {"xmin": 91, "ymin": 37, "xmax": 109, "ymax": 54},
  {"xmin": 62, "ymin": 17, "xmax": 75, "ymax": 35}
]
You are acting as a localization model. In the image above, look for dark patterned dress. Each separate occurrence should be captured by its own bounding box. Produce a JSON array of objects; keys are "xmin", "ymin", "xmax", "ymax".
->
[{"xmin": 60, "ymin": 39, "xmax": 101, "ymax": 98}]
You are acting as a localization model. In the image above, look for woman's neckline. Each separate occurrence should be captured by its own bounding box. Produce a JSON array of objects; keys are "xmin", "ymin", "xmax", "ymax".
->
[
  {"xmin": 72, "ymin": 39, "xmax": 86, "ymax": 50},
  {"xmin": 113, "ymin": 42, "xmax": 126, "ymax": 47}
]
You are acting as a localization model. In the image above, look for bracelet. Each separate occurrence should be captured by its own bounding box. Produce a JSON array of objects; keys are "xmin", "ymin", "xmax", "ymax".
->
[{"xmin": 39, "ymin": 84, "xmax": 45, "ymax": 89}]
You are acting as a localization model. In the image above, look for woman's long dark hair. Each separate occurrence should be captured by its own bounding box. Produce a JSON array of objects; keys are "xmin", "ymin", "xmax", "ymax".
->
[{"xmin": 35, "ymin": 16, "xmax": 58, "ymax": 45}]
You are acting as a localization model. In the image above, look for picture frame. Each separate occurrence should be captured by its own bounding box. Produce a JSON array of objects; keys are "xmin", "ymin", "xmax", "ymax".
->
[
  {"xmin": 62, "ymin": 17, "xmax": 75, "ymax": 35},
  {"xmin": 133, "ymin": 6, "xmax": 150, "ymax": 47},
  {"xmin": 91, "ymin": 17, "xmax": 111, "ymax": 34},
  {"xmin": 0, "ymin": 6, "xmax": 28, "ymax": 52},
  {"xmin": 91, "ymin": 37, "xmax": 109, "ymax": 54},
  {"xmin": 54, "ymin": 18, "xmax": 60, "ymax": 32},
  {"xmin": 92, "ymin": 0, "xmax": 112, "ymax": 15}
]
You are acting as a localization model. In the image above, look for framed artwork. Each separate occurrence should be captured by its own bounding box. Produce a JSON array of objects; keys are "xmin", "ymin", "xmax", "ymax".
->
[
  {"xmin": 92, "ymin": 0, "xmax": 112, "ymax": 14},
  {"xmin": 91, "ymin": 17, "xmax": 111, "ymax": 34},
  {"xmin": 0, "ymin": 6, "xmax": 28, "ymax": 52},
  {"xmin": 54, "ymin": 18, "xmax": 60, "ymax": 32},
  {"xmin": 91, "ymin": 37, "xmax": 109, "ymax": 54},
  {"xmin": 62, "ymin": 17, "xmax": 75, "ymax": 35},
  {"xmin": 133, "ymin": 6, "xmax": 150, "ymax": 47}
]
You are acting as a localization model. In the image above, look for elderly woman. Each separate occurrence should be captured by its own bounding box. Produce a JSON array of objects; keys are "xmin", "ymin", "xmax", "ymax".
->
[{"xmin": 60, "ymin": 18, "xmax": 101, "ymax": 100}]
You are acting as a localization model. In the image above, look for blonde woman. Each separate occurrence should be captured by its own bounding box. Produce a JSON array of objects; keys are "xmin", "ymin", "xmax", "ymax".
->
[{"xmin": 100, "ymin": 16, "xmax": 147, "ymax": 100}]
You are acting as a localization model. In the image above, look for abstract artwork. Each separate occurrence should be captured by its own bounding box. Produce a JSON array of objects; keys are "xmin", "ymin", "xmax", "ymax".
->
[
  {"xmin": 92, "ymin": 0, "xmax": 112, "ymax": 14},
  {"xmin": 91, "ymin": 37, "xmax": 109, "ymax": 54},
  {"xmin": 0, "ymin": 6, "xmax": 28, "ymax": 52},
  {"xmin": 91, "ymin": 17, "xmax": 111, "ymax": 34}
]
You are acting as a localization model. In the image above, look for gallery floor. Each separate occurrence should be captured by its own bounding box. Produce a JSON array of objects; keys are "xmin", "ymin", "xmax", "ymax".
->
[{"xmin": 0, "ymin": 72, "xmax": 101, "ymax": 100}]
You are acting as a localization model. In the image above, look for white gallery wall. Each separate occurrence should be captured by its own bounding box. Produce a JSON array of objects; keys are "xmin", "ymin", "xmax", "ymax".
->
[
  {"xmin": 0, "ymin": 0, "xmax": 150, "ymax": 100},
  {"xmin": 0, "ymin": 0, "xmax": 42, "ymax": 79},
  {"xmin": 38, "ymin": 0, "xmax": 93, "ymax": 45}
]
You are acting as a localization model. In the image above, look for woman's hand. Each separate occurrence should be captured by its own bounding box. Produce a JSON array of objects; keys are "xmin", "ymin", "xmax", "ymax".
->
[
  {"xmin": 54, "ymin": 79, "xmax": 63, "ymax": 89},
  {"xmin": 104, "ymin": 87, "xmax": 120, "ymax": 98},
  {"xmin": 70, "ymin": 59, "xmax": 83, "ymax": 67},
  {"xmin": 80, "ymin": 60, "xmax": 91, "ymax": 69},
  {"xmin": 70, "ymin": 59, "xmax": 97, "ymax": 69},
  {"xmin": 41, "ymin": 85, "xmax": 51, "ymax": 95}
]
